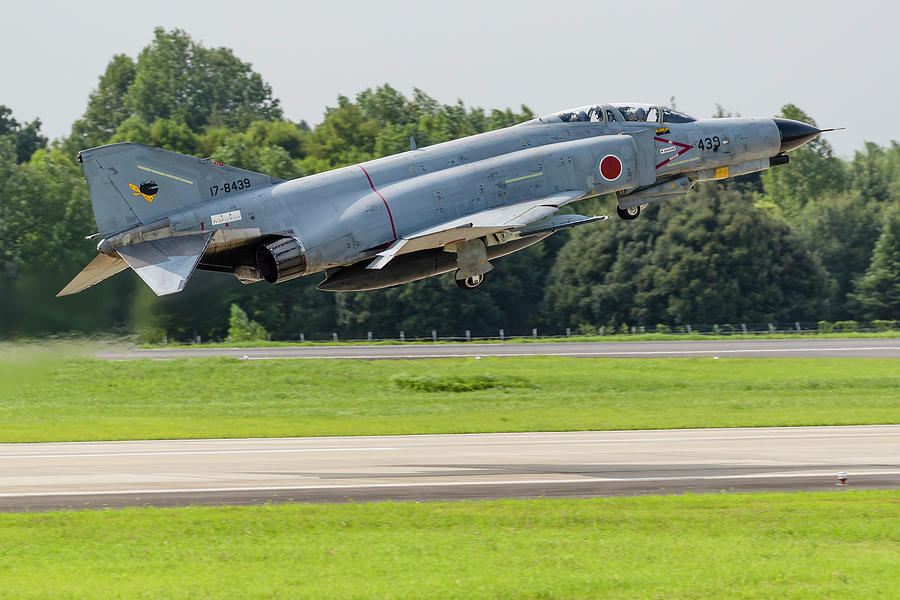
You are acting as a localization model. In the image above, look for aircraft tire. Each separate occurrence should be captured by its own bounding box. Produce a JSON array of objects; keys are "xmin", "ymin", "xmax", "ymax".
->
[
  {"xmin": 616, "ymin": 205, "xmax": 641, "ymax": 220},
  {"xmin": 456, "ymin": 271, "xmax": 487, "ymax": 290}
]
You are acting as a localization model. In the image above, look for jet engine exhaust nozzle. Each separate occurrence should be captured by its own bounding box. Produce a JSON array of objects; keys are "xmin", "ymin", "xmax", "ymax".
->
[
  {"xmin": 773, "ymin": 118, "xmax": 822, "ymax": 153},
  {"xmin": 256, "ymin": 237, "xmax": 307, "ymax": 284}
]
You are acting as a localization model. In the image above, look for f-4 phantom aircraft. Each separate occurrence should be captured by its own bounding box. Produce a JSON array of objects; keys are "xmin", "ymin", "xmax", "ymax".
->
[{"xmin": 59, "ymin": 103, "xmax": 830, "ymax": 296}]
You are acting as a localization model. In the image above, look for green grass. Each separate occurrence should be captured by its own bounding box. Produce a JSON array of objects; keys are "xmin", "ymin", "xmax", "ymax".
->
[
  {"xmin": 1, "ymin": 350, "xmax": 898, "ymax": 442},
  {"xmin": 391, "ymin": 373, "xmax": 533, "ymax": 392},
  {"xmin": 140, "ymin": 329, "xmax": 900, "ymax": 347},
  {"xmin": 0, "ymin": 491, "xmax": 897, "ymax": 599}
]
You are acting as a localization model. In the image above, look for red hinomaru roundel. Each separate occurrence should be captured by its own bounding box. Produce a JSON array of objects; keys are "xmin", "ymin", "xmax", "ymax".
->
[{"xmin": 599, "ymin": 155, "xmax": 622, "ymax": 181}]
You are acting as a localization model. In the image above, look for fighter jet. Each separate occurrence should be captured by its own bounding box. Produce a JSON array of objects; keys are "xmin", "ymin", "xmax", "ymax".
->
[{"xmin": 58, "ymin": 103, "xmax": 829, "ymax": 296}]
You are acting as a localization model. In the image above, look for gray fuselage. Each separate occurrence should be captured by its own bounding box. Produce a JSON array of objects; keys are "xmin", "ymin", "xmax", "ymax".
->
[{"xmin": 191, "ymin": 112, "xmax": 779, "ymax": 281}]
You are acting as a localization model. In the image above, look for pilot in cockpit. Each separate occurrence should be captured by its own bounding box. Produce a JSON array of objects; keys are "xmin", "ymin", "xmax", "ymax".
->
[{"xmin": 617, "ymin": 105, "xmax": 649, "ymax": 122}]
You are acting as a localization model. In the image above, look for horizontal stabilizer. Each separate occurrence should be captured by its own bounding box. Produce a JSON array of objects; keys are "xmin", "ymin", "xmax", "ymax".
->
[
  {"xmin": 56, "ymin": 253, "xmax": 129, "ymax": 297},
  {"xmin": 116, "ymin": 233, "xmax": 213, "ymax": 296}
]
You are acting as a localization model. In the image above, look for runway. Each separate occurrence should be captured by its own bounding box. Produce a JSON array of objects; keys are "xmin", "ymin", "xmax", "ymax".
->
[
  {"xmin": 2, "ymin": 425, "xmax": 898, "ymax": 511},
  {"xmin": 98, "ymin": 337, "xmax": 900, "ymax": 360}
]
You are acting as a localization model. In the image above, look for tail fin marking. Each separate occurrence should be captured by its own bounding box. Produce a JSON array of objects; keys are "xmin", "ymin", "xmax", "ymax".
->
[{"xmin": 80, "ymin": 143, "xmax": 280, "ymax": 235}]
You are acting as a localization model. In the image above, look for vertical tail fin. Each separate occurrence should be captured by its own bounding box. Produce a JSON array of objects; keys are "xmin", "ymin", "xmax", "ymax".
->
[
  {"xmin": 59, "ymin": 142, "xmax": 282, "ymax": 297},
  {"xmin": 78, "ymin": 142, "xmax": 281, "ymax": 235}
]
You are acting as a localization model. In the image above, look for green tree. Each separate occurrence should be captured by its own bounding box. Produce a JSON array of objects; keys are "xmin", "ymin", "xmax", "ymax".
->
[
  {"xmin": 303, "ymin": 96, "xmax": 380, "ymax": 170},
  {"xmin": 125, "ymin": 28, "xmax": 281, "ymax": 132},
  {"xmin": 245, "ymin": 120, "xmax": 308, "ymax": 158},
  {"xmin": 0, "ymin": 138, "xmax": 131, "ymax": 337},
  {"xmin": 795, "ymin": 191, "xmax": 881, "ymax": 318},
  {"xmin": 66, "ymin": 54, "xmax": 136, "ymax": 154},
  {"xmin": 212, "ymin": 133, "xmax": 262, "ymax": 172},
  {"xmin": 109, "ymin": 117, "xmax": 200, "ymax": 154},
  {"xmin": 357, "ymin": 84, "xmax": 411, "ymax": 126},
  {"xmin": 228, "ymin": 303, "xmax": 267, "ymax": 341},
  {"xmin": 760, "ymin": 104, "xmax": 846, "ymax": 215},
  {"xmin": 258, "ymin": 145, "xmax": 303, "ymax": 180},
  {"xmin": 109, "ymin": 117, "xmax": 153, "ymax": 145},
  {"xmin": 0, "ymin": 106, "xmax": 48, "ymax": 163},
  {"xmin": 544, "ymin": 184, "xmax": 830, "ymax": 329},
  {"xmin": 853, "ymin": 205, "xmax": 900, "ymax": 319}
]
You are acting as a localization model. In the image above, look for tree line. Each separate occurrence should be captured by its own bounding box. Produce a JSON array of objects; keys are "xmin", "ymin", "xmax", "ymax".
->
[{"xmin": 1, "ymin": 28, "xmax": 898, "ymax": 341}]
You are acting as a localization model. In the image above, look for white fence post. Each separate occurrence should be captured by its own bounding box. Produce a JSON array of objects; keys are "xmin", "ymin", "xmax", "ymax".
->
[
  {"xmin": 400, "ymin": 331, "xmax": 405, "ymax": 342},
  {"xmin": 300, "ymin": 333, "xmax": 305, "ymax": 343},
  {"xmin": 532, "ymin": 328, "xmax": 537, "ymax": 339},
  {"xmin": 795, "ymin": 322, "xmax": 802, "ymax": 332},
  {"xmin": 367, "ymin": 331, "xmax": 372, "ymax": 342},
  {"xmin": 768, "ymin": 323, "xmax": 775, "ymax": 334},
  {"xmin": 686, "ymin": 324, "xmax": 692, "ymax": 334},
  {"xmin": 499, "ymin": 329, "xmax": 504, "ymax": 341},
  {"xmin": 566, "ymin": 328, "xmax": 571, "ymax": 338},
  {"xmin": 432, "ymin": 330, "xmax": 437, "ymax": 342},
  {"xmin": 741, "ymin": 324, "xmax": 747, "ymax": 334},
  {"xmin": 333, "ymin": 332, "xmax": 338, "ymax": 342}
]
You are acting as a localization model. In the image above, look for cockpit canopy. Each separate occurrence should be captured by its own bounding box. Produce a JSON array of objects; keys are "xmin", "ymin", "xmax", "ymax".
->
[{"xmin": 538, "ymin": 103, "xmax": 696, "ymax": 125}]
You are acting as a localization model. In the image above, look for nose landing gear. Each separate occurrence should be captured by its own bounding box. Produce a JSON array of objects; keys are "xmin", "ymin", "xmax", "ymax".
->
[{"xmin": 616, "ymin": 205, "xmax": 641, "ymax": 220}]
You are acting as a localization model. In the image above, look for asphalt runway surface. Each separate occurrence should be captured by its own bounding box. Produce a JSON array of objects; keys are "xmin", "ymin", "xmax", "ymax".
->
[
  {"xmin": 2, "ymin": 426, "xmax": 897, "ymax": 512},
  {"xmin": 98, "ymin": 337, "xmax": 900, "ymax": 360}
]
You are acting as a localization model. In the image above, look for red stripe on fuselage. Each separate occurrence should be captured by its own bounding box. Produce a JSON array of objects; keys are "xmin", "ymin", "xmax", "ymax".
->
[
  {"xmin": 358, "ymin": 165, "xmax": 397, "ymax": 240},
  {"xmin": 654, "ymin": 136, "xmax": 694, "ymax": 169}
]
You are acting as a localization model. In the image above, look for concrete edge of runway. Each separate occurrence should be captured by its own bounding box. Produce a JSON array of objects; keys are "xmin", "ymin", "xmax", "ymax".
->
[
  {"xmin": 3, "ymin": 474, "xmax": 895, "ymax": 513},
  {"xmin": 95, "ymin": 337, "xmax": 900, "ymax": 360},
  {"xmin": 4, "ymin": 425, "xmax": 898, "ymax": 512}
]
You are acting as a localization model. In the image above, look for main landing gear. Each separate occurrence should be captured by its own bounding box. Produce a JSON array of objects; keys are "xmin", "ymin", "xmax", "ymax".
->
[
  {"xmin": 454, "ymin": 238, "xmax": 492, "ymax": 291},
  {"xmin": 456, "ymin": 271, "xmax": 487, "ymax": 290},
  {"xmin": 616, "ymin": 205, "xmax": 641, "ymax": 220}
]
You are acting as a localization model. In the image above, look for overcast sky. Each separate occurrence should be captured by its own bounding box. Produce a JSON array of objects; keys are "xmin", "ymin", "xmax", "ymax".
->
[{"xmin": 2, "ymin": 0, "xmax": 894, "ymax": 158}]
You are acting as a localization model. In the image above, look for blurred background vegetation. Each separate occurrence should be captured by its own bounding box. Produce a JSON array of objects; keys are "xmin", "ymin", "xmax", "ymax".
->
[{"xmin": 2, "ymin": 28, "xmax": 898, "ymax": 342}]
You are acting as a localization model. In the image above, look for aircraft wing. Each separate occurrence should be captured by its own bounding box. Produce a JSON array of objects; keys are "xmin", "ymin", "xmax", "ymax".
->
[{"xmin": 367, "ymin": 190, "xmax": 583, "ymax": 270}]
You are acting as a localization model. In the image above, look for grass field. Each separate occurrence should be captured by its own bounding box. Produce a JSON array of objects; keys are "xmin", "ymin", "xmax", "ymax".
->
[
  {"xmin": 1, "ymin": 349, "xmax": 898, "ymax": 442},
  {"xmin": 0, "ymin": 491, "xmax": 896, "ymax": 599}
]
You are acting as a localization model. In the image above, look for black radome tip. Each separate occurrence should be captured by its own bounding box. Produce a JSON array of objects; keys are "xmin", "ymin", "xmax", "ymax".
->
[{"xmin": 773, "ymin": 118, "xmax": 822, "ymax": 153}]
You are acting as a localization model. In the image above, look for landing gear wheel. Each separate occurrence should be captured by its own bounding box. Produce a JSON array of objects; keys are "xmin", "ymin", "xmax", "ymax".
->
[
  {"xmin": 456, "ymin": 271, "xmax": 487, "ymax": 290},
  {"xmin": 617, "ymin": 205, "xmax": 641, "ymax": 220}
]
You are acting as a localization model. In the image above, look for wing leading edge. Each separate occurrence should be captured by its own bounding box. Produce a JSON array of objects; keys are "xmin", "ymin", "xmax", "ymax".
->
[{"xmin": 366, "ymin": 190, "xmax": 585, "ymax": 270}]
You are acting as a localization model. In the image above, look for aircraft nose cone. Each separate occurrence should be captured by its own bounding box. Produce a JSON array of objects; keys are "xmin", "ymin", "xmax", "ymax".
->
[{"xmin": 774, "ymin": 118, "xmax": 822, "ymax": 152}]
